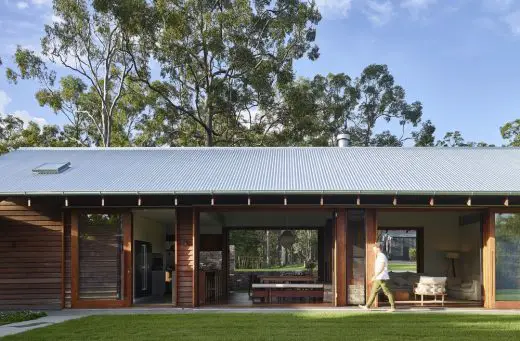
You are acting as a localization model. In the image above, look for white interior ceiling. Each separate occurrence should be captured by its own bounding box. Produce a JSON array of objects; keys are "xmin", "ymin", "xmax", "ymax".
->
[
  {"xmin": 219, "ymin": 211, "xmax": 332, "ymax": 228},
  {"xmin": 131, "ymin": 209, "xmax": 333, "ymax": 233},
  {"xmin": 132, "ymin": 209, "xmax": 175, "ymax": 225}
]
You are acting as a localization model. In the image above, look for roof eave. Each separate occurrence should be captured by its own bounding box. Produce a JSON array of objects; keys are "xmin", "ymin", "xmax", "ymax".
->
[{"xmin": 1, "ymin": 190, "xmax": 517, "ymax": 196}]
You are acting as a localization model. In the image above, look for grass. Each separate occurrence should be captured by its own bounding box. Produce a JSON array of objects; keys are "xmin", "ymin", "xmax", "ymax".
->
[
  {"xmin": 496, "ymin": 289, "xmax": 520, "ymax": 301},
  {"xmin": 234, "ymin": 264, "xmax": 306, "ymax": 272},
  {"xmin": 388, "ymin": 261, "xmax": 417, "ymax": 272},
  {"xmin": 4, "ymin": 313, "xmax": 520, "ymax": 341},
  {"xmin": 0, "ymin": 311, "xmax": 47, "ymax": 326}
]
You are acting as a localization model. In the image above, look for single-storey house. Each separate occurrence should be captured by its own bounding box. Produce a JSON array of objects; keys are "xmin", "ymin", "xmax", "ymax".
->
[{"xmin": 1, "ymin": 138, "xmax": 519, "ymax": 309}]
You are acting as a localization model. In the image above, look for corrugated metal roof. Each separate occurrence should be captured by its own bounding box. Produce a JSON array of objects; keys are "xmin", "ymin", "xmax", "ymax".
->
[{"xmin": 0, "ymin": 147, "xmax": 519, "ymax": 195}]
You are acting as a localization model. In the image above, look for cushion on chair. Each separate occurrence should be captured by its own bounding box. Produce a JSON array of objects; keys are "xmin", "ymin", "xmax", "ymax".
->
[
  {"xmin": 415, "ymin": 276, "xmax": 447, "ymax": 295},
  {"xmin": 419, "ymin": 276, "xmax": 447, "ymax": 285}
]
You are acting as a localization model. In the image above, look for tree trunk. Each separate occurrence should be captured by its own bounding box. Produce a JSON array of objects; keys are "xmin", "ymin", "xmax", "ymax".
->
[
  {"xmin": 206, "ymin": 109, "xmax": 214, "ymax": 146},
  {"xmin": 266, "ymin": 230, "xmax": 270, "ymax": 267},
  {"xmin": 206, "ymin": 130, "xmax": 213, "ymax": 146}
]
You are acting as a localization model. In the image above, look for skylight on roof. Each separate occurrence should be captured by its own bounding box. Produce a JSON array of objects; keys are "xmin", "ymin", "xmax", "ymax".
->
[{"xmin": 32, "ymin": 162, "xmax": 71, "ymax": 175}]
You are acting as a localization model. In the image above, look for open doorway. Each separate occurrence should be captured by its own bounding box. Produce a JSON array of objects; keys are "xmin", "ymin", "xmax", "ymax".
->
[
  {"xmin": 377, "ymin": 211, "xmax": 483, "ymax": 307},
  {"xmin": 198, "ymin": 210, "xmax": 334, "ymax": 306},
  {"xmin": 132, "ymin": 209, "xmax": 175, "ymax": 305},
  {"xmin": 228, "ymin": 228, "xmax": 321, "ymax": 305}
]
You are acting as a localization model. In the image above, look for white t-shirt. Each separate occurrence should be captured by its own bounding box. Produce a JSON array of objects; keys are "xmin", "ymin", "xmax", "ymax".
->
[{"xmin": 375, "ymin": 252, "xmax": 390, "ymax": 280}]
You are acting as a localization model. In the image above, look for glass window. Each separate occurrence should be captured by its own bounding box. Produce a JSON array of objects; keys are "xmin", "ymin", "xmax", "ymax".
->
[
  {"xmin": 495, "ymin": 213, "xmax": 520, "ymax": 301},
  {"xmin": 79, "ymin": 214, "xmax": 123, "ymax": 300}
]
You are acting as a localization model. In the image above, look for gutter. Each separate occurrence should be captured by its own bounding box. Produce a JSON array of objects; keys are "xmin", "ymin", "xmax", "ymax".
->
[{"xmin": 2, "ymin": 190, "xmax": 516, "ymax": 196}]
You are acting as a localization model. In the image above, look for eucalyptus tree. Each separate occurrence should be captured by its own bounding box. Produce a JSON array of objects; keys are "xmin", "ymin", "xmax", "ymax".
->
[
  {"xmin": 6, "ymin": 0, "xmax": 138, "ymax": 146},
  {"xmin": 118, "ymin": 0, "xmax": 322, "ymax": 146},
  {"xmin": 501, "ymin": 119, "xmax": 520, "ymax": 146}
]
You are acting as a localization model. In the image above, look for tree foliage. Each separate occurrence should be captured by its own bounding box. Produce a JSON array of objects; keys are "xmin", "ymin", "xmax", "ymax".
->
[
  {"xmin": 345, "ymin": 64, "xmax": 423, "ymax": 146},
  {"xmin": 6, "ymin": 0, "xmax": 138, "ymax": 146},
  {"xmin": 435, "ymin": 131, "xmax": 493, "ymax": 147},
  {"xmin": 0, "ymin": 115, "xmax": 74, "ymax": 154},
  {"xmin": 0, "ymin": 115, "xmax": 24, "ymax": 154},
  {"xmin": 230, "ymin": 229, "xmax": 317, "ymax": 269},
  {"xmin": 412, "ymin": 120, "xmax": 436, "ymax": 146},
  {"xmin": 117, "ymin": 0, "xmax": 321, "ymax": 146},
  {"xmin": 500, "ymin": 119, "xmax": 520, "ymax": 146},
  {"xmin": 4, "ymin": 0, "xmax": 516, "ymax": 150},
  {"xmin": 253, "ymin": 65, "xmax": 425, "ymax": 147}
]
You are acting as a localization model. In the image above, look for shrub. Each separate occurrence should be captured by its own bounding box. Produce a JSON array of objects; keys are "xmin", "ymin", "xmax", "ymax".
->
[
  {"xmin": 0, "ymin": 311, "xmax": 47, "ymax": 325},
  {"xmin": 409, "ymin": 248, "xmax": 417, "ymax": 261}
]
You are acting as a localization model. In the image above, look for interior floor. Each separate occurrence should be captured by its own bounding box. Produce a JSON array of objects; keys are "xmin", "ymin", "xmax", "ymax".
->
[
  {"xmin": 206, "ymin": 291, "xmax": 333, "ymax": 307},
  {"xmin": 380, "ymin": 300, "xmax": 482, "ymax": 308},
  {"xmin": 134, "ymin": 294, "xmax": 173, "ymax": 305},
  {"xmin": 207, "ymin": 292, "xmax": 480, "ymax": 308}
]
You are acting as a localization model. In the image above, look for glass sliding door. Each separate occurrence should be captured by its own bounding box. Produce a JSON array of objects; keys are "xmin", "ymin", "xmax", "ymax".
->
[
  {"xmin": 495, "ymin": 213, "xmax": 520, "ymax": 301},
  {"xmin": 347, "ymin": 210, "xmax": 366, "ymax": 305}
]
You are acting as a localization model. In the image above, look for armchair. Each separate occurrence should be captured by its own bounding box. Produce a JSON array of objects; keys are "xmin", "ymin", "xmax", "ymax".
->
[{"xmin": 413, "ymin": 276, "xmax": 447, "ymax": 306}]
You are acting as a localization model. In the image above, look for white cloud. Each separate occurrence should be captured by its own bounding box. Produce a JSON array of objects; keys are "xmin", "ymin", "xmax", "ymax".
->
[
  {"xmin": 11, "ymin": 110, "xmax": 48, "ymax": 126},
  {"xmin": 41, "ymin": 12, "xmax": 66, "ymax": 25},
  {"xmin": 50, "ymin": 14, "xmax": 65, "ymax": 24},
  {"xmin": 16, "ymin": 2, "xmax": 29, "ymax": 9},
  {"xmin": 364, "ymin": 1, "xmax": 394, "ymax": 26},
  {"xmin": 0, "ymin": 91, "xmax": 12, "ymax": 114},
  {"xmin": 314, "ymin": 0, "xmax": 353, "ymax": 18},
  {"xmin": 0, "ymin": 90, "xmax": 47, "ymax": 126},
  {"xmin": 503, "ymin": 10, "xmax": 520, "ymax": 35},
  {"xmin": 31, "ymin": 0, "xmax": 52, "ymax": 5}
]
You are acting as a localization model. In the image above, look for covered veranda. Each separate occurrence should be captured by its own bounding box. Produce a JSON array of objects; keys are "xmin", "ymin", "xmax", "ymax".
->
[{"xmin": 197, "ymin": 209, "xmax": 335, "ymax": 307}]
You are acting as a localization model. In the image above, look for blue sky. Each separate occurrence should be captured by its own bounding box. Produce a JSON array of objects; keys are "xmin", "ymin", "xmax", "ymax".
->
[{"xmin": 1, "ymin": 0, "xmax": 520, "ymax": 145}]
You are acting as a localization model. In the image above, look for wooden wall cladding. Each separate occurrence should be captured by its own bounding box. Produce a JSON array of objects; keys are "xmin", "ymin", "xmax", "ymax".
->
[
  {"xmin": 176, "ymin": 208, "xmax": 199, "ymax": 307},
  {"xmin": 0, "ymin": 198, "xmax": 63, "ymax": 310},
  {"xmin": 64, "ymin": 214, "xmax": 71, "ymax": 308},
  {"xmin": 334, "ymin": 209, "xmax": 347, "ymax": 306},
  {"xmin": 365, "ymin": 209, "xmax": 377, "ymax": 307}
]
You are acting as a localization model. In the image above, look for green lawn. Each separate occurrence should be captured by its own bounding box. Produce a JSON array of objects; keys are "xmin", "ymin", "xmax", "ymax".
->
[
  {"xmin": 388, "ymin": 261, "xmax": 417, "ymax": 272},
  {"xmin": 496, "ymin": 289, "xmax": 520, "ymax": 301},
  {"xmin": 4, "ymin": 313, "xmax": 520, "ymax": 341},
  {"xmin": 234, "ymin": 264, "xmax": 306, "ymax": 272}
]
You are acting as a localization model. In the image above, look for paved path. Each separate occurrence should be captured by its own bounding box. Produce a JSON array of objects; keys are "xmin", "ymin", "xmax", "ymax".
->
[
  {"xmin": 2, "ymin": 307, "xmax": 520, "ymax": 338},
  {"xmin": 0, "ymin": 313, "xmax": 85, "ymax": 338}
]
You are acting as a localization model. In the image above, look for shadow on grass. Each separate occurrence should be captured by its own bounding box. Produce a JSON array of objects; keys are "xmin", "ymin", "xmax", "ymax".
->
[{"xmin": 4, "ymin": 313, "xmax": 520, "ymax": 341}]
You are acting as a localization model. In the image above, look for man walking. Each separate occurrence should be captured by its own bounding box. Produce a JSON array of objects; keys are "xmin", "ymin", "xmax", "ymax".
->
[{"xmin": 359, "ymin": 242, "xmax": 395, "ymax": 312}]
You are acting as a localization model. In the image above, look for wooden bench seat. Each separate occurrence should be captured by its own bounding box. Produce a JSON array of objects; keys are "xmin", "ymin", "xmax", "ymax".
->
[
  {"xmin": 251, "ymin": 284, "xmax": 324, "ymax": 303},
  {"xmin": 251, "ymin": 289, "xmax": 269, "ymax": 303}
]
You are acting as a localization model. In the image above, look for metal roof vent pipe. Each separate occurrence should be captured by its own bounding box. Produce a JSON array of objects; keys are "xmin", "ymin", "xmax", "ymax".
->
[{"xmin": 337, "ymin": 133, "xmax": 350, "ymax": 147}]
